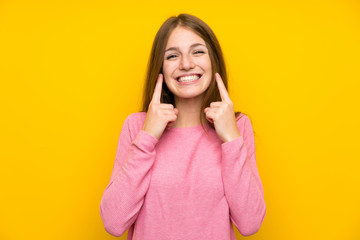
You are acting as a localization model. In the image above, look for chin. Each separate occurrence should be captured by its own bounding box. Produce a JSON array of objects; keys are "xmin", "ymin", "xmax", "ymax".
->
[
  {"xmin": 166, "ymin": 81, "xmax": 210, "ymax": 100},
  {"xmin": 173, "ymin": 91, "xmax": 205, "ymax": 99}
]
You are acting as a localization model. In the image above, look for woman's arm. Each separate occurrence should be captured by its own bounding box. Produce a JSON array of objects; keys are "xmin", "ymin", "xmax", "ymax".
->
[
  {"xmin": 221, "ymin": 115, "xmax": 266, "ymax": 236},
  {"xmin": 100, "ymin": 114, "xmax": 158, "ymax": 237}
]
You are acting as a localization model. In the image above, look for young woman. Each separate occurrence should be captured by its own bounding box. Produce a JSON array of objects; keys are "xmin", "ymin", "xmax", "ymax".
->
[{"xmin": 100, "ymin": 13, "xmax": 266, "ymax": 239}]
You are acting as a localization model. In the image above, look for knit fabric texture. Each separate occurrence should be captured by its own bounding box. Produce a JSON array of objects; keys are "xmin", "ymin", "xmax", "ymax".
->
[{"xmin": 100, "ymin": 112, "xmax": 266, "ymax": 239}]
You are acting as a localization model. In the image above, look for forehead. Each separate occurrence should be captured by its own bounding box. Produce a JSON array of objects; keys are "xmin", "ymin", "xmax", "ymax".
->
[{"xmin": 165, "ymin": 26, "xmax": 206, "ymax": 48}]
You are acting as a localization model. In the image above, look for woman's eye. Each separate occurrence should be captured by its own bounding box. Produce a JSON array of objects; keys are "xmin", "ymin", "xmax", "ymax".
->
[
  {"xmin": 166, "ymin": 51, "xmax": 204, "ymax": 60},
  {"xmin": 194, "ymin": 50, "xmax": 205, "ymax": 54},
  {"xmin": 166, "ymin": 54, "xmax": 177, "ymax": 60}
]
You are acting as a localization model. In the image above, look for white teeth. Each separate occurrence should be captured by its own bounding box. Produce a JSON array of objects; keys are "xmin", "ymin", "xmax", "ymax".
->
[{"xmin": 178, "ymin": 74, "xmax": 200, "ymax": 82}]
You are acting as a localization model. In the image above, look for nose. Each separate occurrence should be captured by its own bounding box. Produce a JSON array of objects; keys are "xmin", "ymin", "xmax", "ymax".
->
[{"xmin": 179, "ymin": 54, "xmax": 195, "ymax": 70}]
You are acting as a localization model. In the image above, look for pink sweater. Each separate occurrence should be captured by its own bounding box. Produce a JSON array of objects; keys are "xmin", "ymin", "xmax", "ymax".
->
[{"xmin": 100, "ymin": 112, "xmax": 266, "ymax": 239}]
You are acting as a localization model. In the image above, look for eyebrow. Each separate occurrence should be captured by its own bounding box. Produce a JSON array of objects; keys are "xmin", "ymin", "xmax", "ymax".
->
[{"xmin": 165, "ymin": 43, "xmax": 206, "ymax": 53}]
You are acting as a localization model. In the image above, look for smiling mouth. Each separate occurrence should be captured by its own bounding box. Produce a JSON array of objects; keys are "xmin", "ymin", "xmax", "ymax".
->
[{"xmin": 176, "ymin": 74, "xmax": 202, "ymax": 82}]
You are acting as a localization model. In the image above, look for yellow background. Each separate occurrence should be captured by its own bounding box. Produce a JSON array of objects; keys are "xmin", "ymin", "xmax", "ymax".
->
[{"xmin": 1, "ymin": 0, "xmax": 359, "ymax": 239}]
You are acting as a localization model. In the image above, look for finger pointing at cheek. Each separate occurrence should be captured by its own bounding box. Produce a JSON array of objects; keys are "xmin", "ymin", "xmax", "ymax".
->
[
  {"xmin": 151, "ymin": 73, "xmax": 163, "ymax": 104},
  {"xmin": 215, "ymin": 73, "xmax": 232, "ymax": 104}
]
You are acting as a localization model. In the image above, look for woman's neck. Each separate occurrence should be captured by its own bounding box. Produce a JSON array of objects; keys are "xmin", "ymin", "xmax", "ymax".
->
[{"xmin": 173, "ymin": 96, "xmax": 206, "ymax": 128}]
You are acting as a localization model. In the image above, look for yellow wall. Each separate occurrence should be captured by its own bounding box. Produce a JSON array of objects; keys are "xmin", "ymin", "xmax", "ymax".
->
[{"xmin": 1, "ymin": 0, "xmax": 359, "ymax": 239}]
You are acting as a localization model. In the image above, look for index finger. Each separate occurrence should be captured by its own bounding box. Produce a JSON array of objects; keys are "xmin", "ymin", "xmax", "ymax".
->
[
  {"xmin": 215, "ymin": 73, "xmax": 231, "ymax": 103},
  {"xmin": 151, "ymin": 73, "xmax": 163, "ymax": 104}
]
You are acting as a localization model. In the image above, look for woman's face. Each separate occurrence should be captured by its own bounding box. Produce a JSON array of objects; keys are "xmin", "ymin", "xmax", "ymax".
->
[{"xmin": 162, "ymin": 26, "xmax": 212, "ymax": 101}]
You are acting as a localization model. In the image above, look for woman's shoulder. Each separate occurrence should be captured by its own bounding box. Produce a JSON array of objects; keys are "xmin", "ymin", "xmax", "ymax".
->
[
  {"xmin": 123, "ymin": 112, "xmax": 147, "ymax": 136},
  {"xmin": 235, "ymin": 112, "xmax": 249, "ymax": 123},
  {"xmin": 125, "ymin": 111, "xmax": 147, "ymax": 123},
  {"xmin": 235, "ymin": 112, "xmax": 254, "ymax": 135}
]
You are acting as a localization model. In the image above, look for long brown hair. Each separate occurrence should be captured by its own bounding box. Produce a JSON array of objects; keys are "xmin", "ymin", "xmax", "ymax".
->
[{"xmin": 141, "ymin": 13, "xmax": 241, "ymax": 132}]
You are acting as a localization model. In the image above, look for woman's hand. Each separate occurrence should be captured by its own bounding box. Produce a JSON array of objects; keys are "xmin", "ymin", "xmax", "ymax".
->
[
  {"xmin": 204, "ymin": 73, "xmax": 241, "ymax": 142},
  {"xmin": 142, "ymin": 73, "xmax": 178, "ymax": 140}
]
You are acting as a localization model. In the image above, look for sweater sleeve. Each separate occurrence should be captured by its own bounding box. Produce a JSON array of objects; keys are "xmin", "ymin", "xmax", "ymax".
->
[
  {"xmin": 100, "ymin": 114, "xmax": 158, "ymax": 237},
  {"xmin": 220, "ymin": 115, "xmax": 266, "ymax": 236}
]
